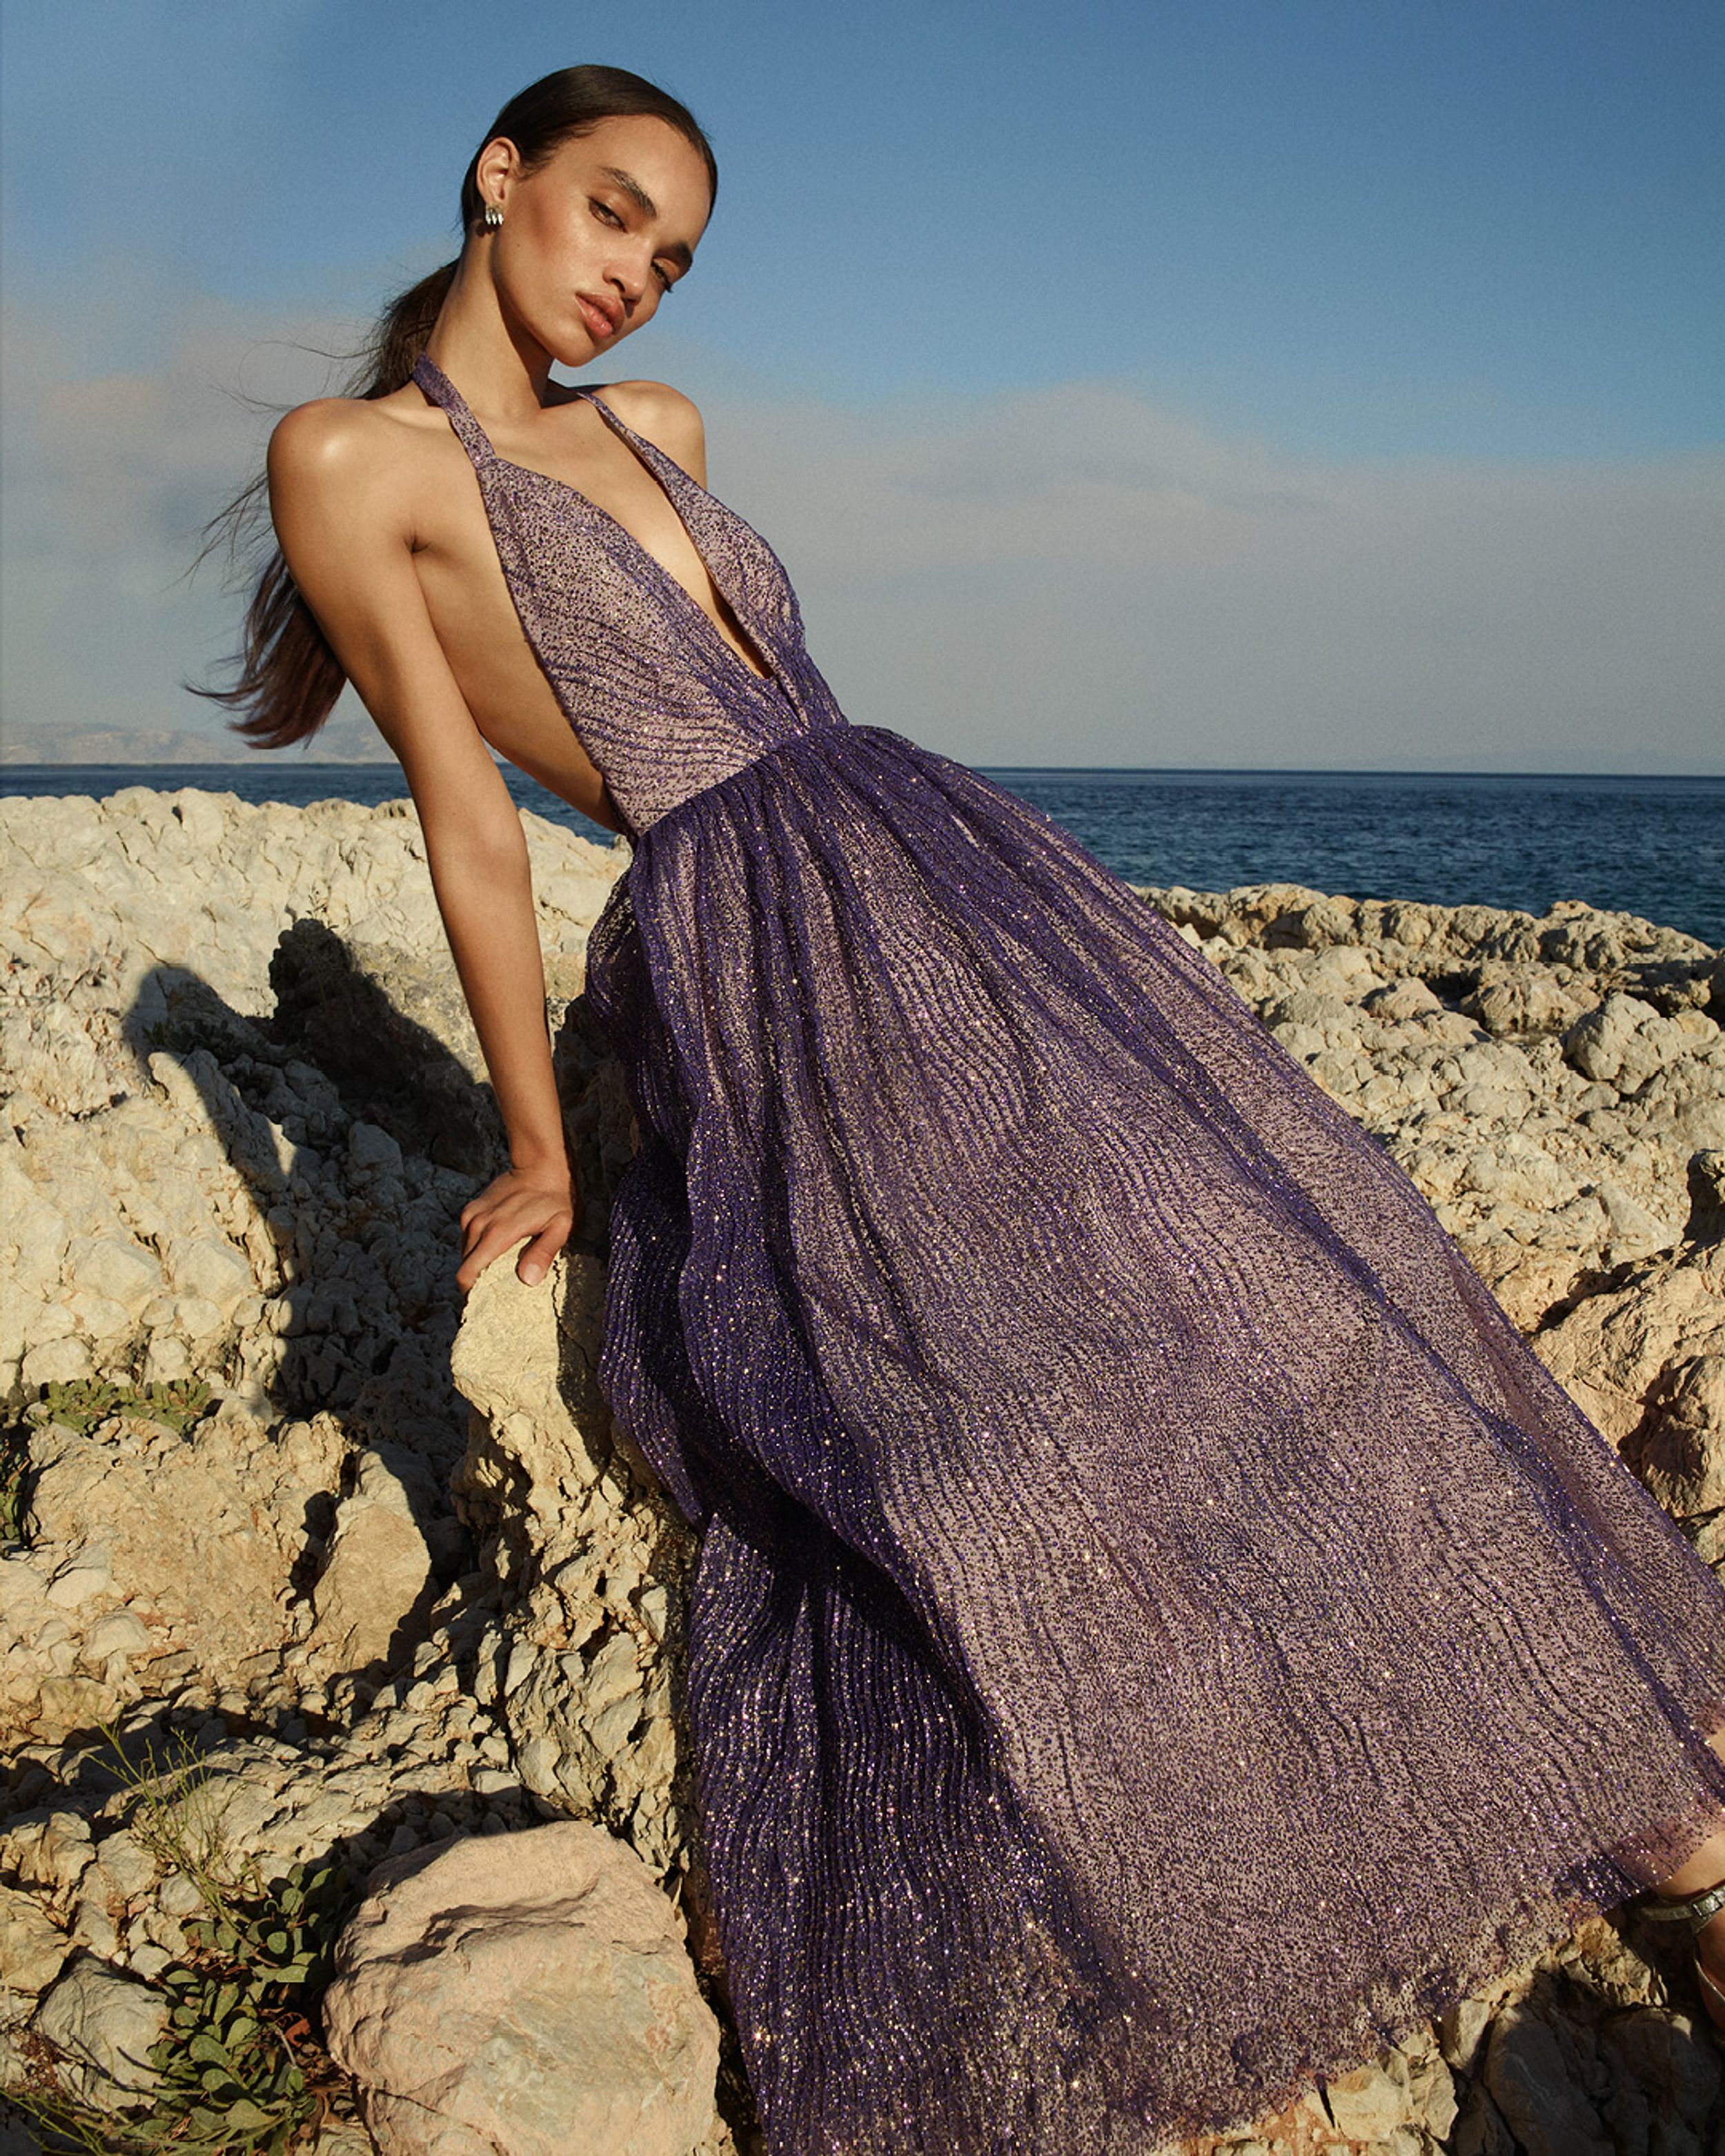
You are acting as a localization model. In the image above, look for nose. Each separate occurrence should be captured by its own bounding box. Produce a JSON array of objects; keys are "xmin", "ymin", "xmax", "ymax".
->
[{"xmin": 607, "ymin": 246, "xmax": 652, "ymax": 314}]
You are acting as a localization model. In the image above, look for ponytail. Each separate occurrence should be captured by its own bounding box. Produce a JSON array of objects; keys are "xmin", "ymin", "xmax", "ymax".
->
[{"xmin": 186, "ymin": 259, "xmax": 458, "ymax": 749}]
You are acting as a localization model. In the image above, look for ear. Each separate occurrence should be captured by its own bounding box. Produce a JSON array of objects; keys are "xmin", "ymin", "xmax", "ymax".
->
[{"xmin": 472, "ymin": 135, "xmax": 520, "ymax": 219}]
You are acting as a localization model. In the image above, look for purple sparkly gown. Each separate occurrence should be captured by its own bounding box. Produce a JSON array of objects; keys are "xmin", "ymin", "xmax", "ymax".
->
[{"xmin": 411, "ymin": 354, "xmax": 1725, "ymax": 2152}]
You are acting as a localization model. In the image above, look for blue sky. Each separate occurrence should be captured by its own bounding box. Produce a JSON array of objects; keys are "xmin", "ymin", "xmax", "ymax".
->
[{"xmin": 2, "ymin": 0, "xmax": 1721, "ymax": 768}]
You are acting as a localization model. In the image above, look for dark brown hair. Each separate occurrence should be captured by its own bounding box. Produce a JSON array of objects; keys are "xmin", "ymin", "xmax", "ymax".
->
[{"xmin": 188, "ymin": 65, "xmax": 717, "ymax": 750}]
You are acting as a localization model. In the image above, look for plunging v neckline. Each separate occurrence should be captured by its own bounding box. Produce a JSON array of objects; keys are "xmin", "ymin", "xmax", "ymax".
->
[{"xmin": 412, "ymin": 352, "xmax": 780, "ymax": 694}]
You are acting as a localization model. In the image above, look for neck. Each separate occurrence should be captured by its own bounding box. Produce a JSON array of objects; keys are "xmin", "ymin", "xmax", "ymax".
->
[{"xmin": 420, "ymin": 253, "xmax": 557, "ymax": 424}]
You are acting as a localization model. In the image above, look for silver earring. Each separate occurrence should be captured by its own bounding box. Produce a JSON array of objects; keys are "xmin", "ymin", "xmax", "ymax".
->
[{"xmin": 482, "ymin": 202, "xmax": 503, "ymax": 231}]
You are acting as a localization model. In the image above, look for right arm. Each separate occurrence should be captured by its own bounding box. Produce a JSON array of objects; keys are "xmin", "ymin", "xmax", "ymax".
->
[{"xmin": 266, "ymin": 399, "xmax": 577, "ymax": 1291}]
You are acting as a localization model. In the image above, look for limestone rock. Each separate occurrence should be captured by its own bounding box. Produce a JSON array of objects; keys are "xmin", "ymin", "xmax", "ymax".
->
[
  {"xmin": 19, "ymin": 1405, "xmax": 340, "ymax": 1730},
  {"xmin": 1528, "ymin": 1236, "xmax": 1725, "ymax": 1519},
  {"xmin": 0, "ymin": 1812, "xmax": 93, "ymax": 1903},
  {"xmin": 28, "ymin": 1952, "xmax": 167, "ymax": 2113},
  {"xmin": 0, "ymin": 1881, "xmax": 71, "ymax": 1994},
  {"xmin": 448, "ymin": 1258, "xmax": 712, "ymax": 1935},
  {"xmin": 306, "ymin": 2129, "xmax": 379, "ymax": 2155},
  {"xmin": 307, "ymin": 1446, "xmax": 441, "ymax": 1682},
  {"xmin": 322, "ymin": 1822, "xmax": 720, "ymax": 2156},
  {"xmin": 268, "ymin": 918, "xmax": 504, "ymax": 1176},
  {"xmin": 0, "ymin": 787, "xmax": 620, "ymax": 1404},
  {"xmin": 3, "ymin": 795, "xmax": 1723, "ymax": 2156},
  {"xmin": 1463, "ymin": 965, "xmax": 1589, "ymax": 1038},
  {"xmin": 1141, "ymin": 879, "xmax": 1723, "ymax": 1287},
  {"xmin": 1596, "ymin": 2003, "xmax": 1721, "ymax": 2148},
  {"xmin": 1481, "ymin": 1998, "xmax": 1613, "ymax": 2156},
  {"xmin": 1318, "ymin": 2047, "xmax": 1412, "ymax": 2139},
  {"xmin": 1686, "ymin": 1149, "xmax": 1725, "ymax": 1245},
  {"xmin": 1564, "ymin": 992, "xmax": 1717, "ymax": 1093}
]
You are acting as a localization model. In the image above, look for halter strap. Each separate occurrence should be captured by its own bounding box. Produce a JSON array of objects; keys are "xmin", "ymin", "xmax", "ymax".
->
[
  {"xmin": 412, "ymin": 351, "xmax": 628, "ymax": 475},
  {"xmin": 411, "ymin": 352, "xmax": 496, "ymax": 466}
]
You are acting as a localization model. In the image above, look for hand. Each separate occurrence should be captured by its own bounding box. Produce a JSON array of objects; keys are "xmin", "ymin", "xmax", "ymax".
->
[{"xmin": 457, "ymin": 1163, "xmax": 580, "ymax": 1294}]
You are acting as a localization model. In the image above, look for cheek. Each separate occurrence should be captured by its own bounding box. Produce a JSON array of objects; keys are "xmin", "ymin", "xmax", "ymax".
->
[{"xmin": 515, "ymin": 194, "xmax": 581, "ymax": 270}]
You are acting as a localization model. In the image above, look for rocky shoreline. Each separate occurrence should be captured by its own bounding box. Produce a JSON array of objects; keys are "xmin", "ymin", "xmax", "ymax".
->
[{"xmin": 1, "ymin": 787, "xmax": 1722, "ymax": 2155}]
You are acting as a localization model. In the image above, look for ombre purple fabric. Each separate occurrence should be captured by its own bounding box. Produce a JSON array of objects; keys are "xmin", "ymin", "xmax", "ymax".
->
[{"xmin": 411, "ymin": 353, "xmax": 1725, "ymax": 2151}]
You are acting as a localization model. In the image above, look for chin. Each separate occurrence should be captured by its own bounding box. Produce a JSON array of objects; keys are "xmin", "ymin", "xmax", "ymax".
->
[{"xmin": 573, "ymin": 329, "xmax": 624, "ymax": 369}]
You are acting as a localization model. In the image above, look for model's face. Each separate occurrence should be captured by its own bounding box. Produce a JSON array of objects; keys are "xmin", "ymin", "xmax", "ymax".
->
[{"xmin": 480, "ymin": 115, "xmax": 713, "ymax": 366}]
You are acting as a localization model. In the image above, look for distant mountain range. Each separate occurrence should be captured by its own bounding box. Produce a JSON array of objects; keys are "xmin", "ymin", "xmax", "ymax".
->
[{"xmin": 0, "ymin": 718, "xmax": 396, "ymax": 767}]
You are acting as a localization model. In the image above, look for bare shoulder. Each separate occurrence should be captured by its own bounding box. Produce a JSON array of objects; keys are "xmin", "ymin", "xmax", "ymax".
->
[
  {"xmin": 268, "ymin": 394, "xmax": 377, "ymax": 473},
  {"xmin": 266, "ymin": 390, "xmax": 424, "ymax": 510},
  {"xmin": 591, "ymin": 379, "xmax": 707, "ymax": 477}
]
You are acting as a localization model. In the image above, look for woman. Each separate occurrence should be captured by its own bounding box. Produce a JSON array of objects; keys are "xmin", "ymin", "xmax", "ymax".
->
[{"xmin": 208, "ymin": 62, "xmax": 1725, "ymax": 2153}]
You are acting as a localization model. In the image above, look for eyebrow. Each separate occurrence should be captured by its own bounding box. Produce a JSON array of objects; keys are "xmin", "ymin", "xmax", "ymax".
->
[{"xmin": 599, "ymin": 166, "xmax": 694, "ymax": 270}]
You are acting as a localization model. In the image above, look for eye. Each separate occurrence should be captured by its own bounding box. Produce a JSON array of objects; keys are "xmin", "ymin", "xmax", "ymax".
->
[
  {"xmin": 589, "ymin": 197, "xmax": 624, "ymax": 227},
  {"xmin": 653, "ymin": 262, "xmax": 678, "ymax": 296}
]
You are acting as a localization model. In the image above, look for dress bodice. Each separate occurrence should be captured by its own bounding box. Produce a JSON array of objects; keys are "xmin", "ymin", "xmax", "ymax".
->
[{"xmin": 411, "ymin": 351, "xmax": 848, "ymax": 838}]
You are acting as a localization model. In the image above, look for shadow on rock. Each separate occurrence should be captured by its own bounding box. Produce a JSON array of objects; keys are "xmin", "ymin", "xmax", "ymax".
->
[{"xmin": 265, "ymin": 920, "xmax": 503, "ymax": 1178}]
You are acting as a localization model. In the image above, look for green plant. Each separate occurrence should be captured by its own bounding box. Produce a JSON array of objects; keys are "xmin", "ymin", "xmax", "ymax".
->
[
  {"xmin": 32, "ymin": 1376, "xmax": 214, "ymax": 1441},
  {"xmin": 0, "ymin": 1419, "xmax": 31, "ymax": 1543},
  {"xmin": 6, "ymin": 1723, "xmax": 362, "ymax": 2152},
  {"xmin": 143, "ymin": 1857, "xmax": 358, "ymax": 2150},
  {"xmin": 96, "ymin": 1718, "xmax": 254, "ymax": 1923}
]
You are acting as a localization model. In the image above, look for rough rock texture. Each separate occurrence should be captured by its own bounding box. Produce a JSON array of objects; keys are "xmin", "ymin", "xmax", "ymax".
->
[
  {"xmin": 1143, "ymin": 883, "xmax": 1724, "ymax": 1314},
  {"xmin": 0, "ymin": 786, "xmax": 620, "ymax": 1416},
  {"xmin": 24, "ymin": 1952, "xmax": 167, "ymax": 2114},
  {"xmin": 2, "ymin": 793, "xmax": 1723, "ymax": 2155},
  {"xmin": 321, "ymin": 1821, "xmax": 720, "ymax": 2156},
  {"xmin": 0, "ymin": 789, "xmax": 701, "ymax": 2150},
  {"xmin": 1528, "ymin": 1163, "xmax": 1725, "ymax": 1534},
  {"xmin": 11, "ymin": 1400, "xmax": 349, "ymax": 1741},
  {"xmin": 447, "ymin": 1258, "xmax": 713, "ymax": 1941}
]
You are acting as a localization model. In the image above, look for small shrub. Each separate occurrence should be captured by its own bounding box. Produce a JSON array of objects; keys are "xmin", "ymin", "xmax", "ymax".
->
[
  {"xmin": 7, "ymin": 1723, "xmax": 362, "ymax": 2151},
  {"xmin": 141, "ymin": 1857, "xmax": 359, "ymax": 2151},
  {"xmin": 32, "ymin": 1376, "xmax": 215, "ymax": 1440},
  {"xmin": 98, "ymin": 1719, "xmax": 253, "ymax": 1922}
]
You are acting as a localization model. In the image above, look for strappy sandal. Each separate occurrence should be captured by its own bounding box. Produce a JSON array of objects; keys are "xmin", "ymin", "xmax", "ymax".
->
[{"xmin": 1638, "ymin": 1874, "xmax": 1725, "ymax": 2032}]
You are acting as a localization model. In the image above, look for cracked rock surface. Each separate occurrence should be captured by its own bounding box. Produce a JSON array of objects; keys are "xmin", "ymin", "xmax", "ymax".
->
[{"xmin": 2, "ymin": 795, "xmax": 1722, "ymax": 2154}]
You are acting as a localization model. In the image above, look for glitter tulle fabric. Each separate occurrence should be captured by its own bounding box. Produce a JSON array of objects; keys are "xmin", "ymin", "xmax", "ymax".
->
[{"xmin": 411, "ymin": 354, "xmax": 1725, "ymax": 2150}]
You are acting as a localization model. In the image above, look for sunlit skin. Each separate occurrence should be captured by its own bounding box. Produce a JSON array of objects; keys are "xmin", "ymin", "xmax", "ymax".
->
[
  {"xmin": 263, "ymin": 111, "xmax": 1725, "ymax": 1986},
  {"xmin": 266, "ymin": 115, "xmax": 715, "ymax": 1297},
  {"xmin": 1651, "ymin": 1817, "xmax": 1725, "ymax": 2016}
]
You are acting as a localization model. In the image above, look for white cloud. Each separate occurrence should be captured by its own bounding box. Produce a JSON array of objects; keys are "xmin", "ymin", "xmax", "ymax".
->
[
  {"xmin": 0, "ymin": 290, "xmax": 379, "ymax": 756},
  {"xmin": 3, "ymin": 292, "xmax": 1720, "ymax": 772},
  {"xmin": 705, "ymin": 384, "xmax": 1725, "ymax": 771}
]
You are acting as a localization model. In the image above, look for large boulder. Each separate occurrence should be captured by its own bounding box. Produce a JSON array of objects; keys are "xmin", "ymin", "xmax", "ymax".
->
[{"xmin": 322, "ymin": 1821, "xmax": 720, "ymax": 2156}]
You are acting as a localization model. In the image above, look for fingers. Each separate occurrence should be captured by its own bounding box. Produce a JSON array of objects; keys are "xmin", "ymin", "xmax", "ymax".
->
[
  {"xmin": 455, "ymin": 1194, "xmax": 577, "ymax": 1294},
  {"xmin": 455, "ymin": 1207, "xmax": 527, "ymax": 1294},
  {"xmin": 455, "ymin": 1224, "xmax": 516, "ymax": 1296},
  {"xmin": 517, "ymin": 1214, "xmax": 571, "ymax": 1287}
]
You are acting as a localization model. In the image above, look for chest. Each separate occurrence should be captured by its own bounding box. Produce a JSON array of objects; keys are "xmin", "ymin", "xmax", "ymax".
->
[{"xmin": 425, "ymin": 418, "xmax": 774, "ymax": 687}]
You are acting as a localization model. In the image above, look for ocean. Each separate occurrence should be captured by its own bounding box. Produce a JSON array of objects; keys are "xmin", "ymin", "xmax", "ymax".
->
[{"xmin": 5, "ymin": 761, "xmax": 1722, "ymax": 949}]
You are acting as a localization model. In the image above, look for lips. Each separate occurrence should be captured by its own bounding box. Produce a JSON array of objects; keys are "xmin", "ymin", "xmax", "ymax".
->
[{"xmin": 578, "ymin": 293, "xmax": 622, "ymax": 339}]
